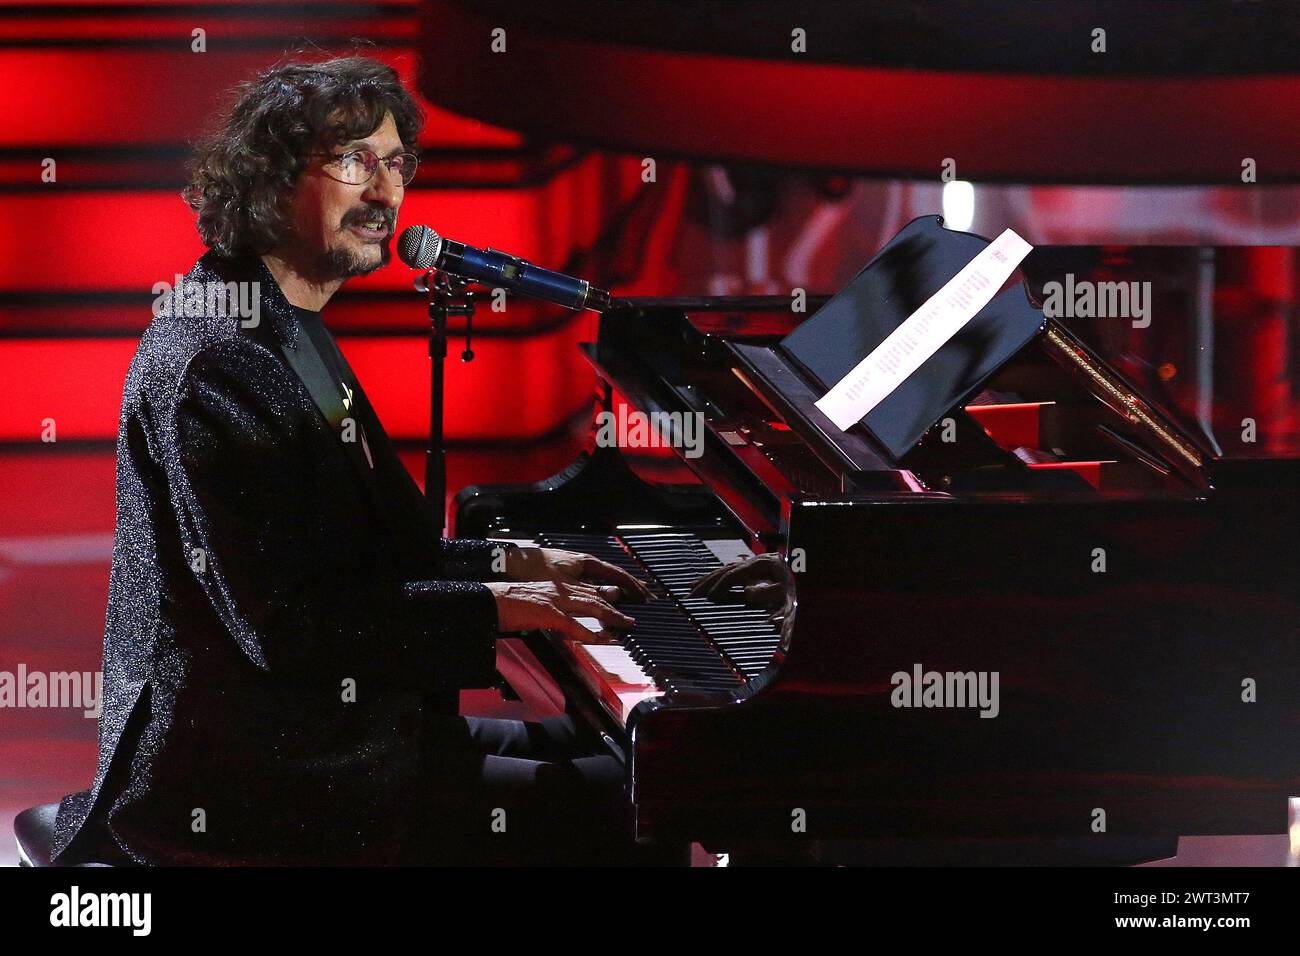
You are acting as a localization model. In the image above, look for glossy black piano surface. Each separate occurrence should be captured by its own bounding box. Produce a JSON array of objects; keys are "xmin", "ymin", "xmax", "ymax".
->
[{"xmin": 454, "ymin": 243, "xmax": 1300, "ymax": 864}]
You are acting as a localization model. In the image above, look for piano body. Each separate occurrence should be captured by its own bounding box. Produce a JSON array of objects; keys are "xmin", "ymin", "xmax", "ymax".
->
[{"xmin": 453, "ymin": 241, "xmax": 1300, "ymax": 864}]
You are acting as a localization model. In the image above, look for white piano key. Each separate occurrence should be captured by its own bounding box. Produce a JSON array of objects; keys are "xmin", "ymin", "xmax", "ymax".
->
[{"xmin": 580, "ymin": 643, "xmax": 654, "ymax": 686}]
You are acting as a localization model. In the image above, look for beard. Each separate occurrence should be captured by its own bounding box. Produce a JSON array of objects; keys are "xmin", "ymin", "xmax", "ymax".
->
[
  {"xmin": 320, "ymin": 237, "xmax": 390, "ymax": 279},
  {"xmin": 316, "ymin": 207, "xmax": 395, "ymax": 279}
]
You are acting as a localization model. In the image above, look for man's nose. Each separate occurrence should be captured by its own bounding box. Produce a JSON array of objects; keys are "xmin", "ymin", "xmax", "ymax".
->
[{"xmin": 362, "ymin": 161, "xmax": 402, "ymax": 207}]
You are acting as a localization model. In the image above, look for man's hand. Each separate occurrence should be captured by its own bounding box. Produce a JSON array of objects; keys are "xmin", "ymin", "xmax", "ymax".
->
[
  {"xmin": 688, "ymin": 553, "xmax": 796, "ymax": 641},
  {"xmin": 485, "ymin": 580, "xmax": 634, "ymax": 642},
  {"xmin": 504, "ymin": 546, "xmax": 653, "ymax": 602}
]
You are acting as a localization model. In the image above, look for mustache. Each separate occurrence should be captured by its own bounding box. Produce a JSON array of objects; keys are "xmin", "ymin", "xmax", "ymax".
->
[{"xmin": 343, "ymin": 209, "xmax": 396, "ymax": 229}]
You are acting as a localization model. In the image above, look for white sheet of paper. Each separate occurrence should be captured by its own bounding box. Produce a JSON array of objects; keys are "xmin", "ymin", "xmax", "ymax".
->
[{"xmin": 813, "ymin": 228, "xmax": 1034, "ymax": 432}]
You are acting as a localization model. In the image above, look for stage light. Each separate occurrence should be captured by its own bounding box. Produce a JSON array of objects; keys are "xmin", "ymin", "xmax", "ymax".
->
[{"xmin": 942, "ymin": 180, "xmax": 975, "ymax": 231}]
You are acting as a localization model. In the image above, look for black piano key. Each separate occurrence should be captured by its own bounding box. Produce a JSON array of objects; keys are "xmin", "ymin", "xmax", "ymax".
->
[
  {"xmin": 714, "ymin": 640, "xmax": 777, "ymax": 652},
  {"xmin": 722, "ymin": 653, "xmax": 779, "ymax": 664},
  {"xmin": 628, "ymin": 650, "xmax": 729, "ymax": 668}
]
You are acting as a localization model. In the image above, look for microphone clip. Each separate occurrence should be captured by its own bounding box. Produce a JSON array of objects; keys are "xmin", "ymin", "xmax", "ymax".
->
[{"xmin": 415, "ymin": 269, "xmax": 479, "ymax": 362}]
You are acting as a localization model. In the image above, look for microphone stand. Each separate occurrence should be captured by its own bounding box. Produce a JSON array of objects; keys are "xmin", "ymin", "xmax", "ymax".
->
[{"xmin": 414, "ymin": 269, "xmax": 477, "ymax": 535}]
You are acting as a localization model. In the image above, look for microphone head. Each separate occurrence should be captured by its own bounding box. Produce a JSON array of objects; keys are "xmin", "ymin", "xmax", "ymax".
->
[{"xmin": 398, "ymin": 225, "xmax": 442, "ymax": 269}]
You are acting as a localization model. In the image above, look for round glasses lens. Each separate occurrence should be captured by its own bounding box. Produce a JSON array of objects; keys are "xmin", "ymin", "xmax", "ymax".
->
[
  {"xmin": 395, "ymin": 154, "xmax": 418, "ymax": 185},
  {"xmin": 333, "ymin": 152, "xmax": 369, "ymax": 185}
]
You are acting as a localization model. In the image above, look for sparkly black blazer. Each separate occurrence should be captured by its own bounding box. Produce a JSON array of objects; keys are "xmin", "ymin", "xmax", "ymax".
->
[{"xmin": 52, "ymin": 251, "xmax": 507, "ymax": 865}]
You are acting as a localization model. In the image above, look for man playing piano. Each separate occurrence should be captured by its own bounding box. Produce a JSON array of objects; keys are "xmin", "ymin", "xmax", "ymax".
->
[{"xmin": 48, "ymin": 55, "xmax": 666, "ymax": 866}]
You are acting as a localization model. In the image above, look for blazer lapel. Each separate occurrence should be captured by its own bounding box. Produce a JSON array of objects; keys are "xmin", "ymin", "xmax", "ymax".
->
[{"xmin": 277, "ymin": 325, "xmax": 386, "ymax": 503}]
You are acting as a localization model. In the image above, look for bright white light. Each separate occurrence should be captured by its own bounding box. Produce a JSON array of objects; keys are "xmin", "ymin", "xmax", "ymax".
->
[
  {"xmin": 942, "ymin": 180, "xmax": 975, "ymax": 231},
  {"xmin": 1289, "ymin": 797, "xmax": 1300, "ymax": 865}
]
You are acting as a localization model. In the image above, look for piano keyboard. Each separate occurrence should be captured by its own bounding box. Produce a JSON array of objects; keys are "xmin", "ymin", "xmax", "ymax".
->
[{"xmin": 509, "ymin": 531, "xmax": 785, "ymax": 723}]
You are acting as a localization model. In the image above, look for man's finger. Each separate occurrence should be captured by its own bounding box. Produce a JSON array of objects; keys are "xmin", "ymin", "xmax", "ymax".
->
[
  {"xmin": 560, "ymin": 593, "xmax": 635, "ymax": 628},
  {"xmin": 567, "ymin": 582, "xmax": 629, "ymax": 608},
  {"xmin": 583, "ymin": 598, "xmax": 636, "ymax": 629},
  {"xmin": 688, "ymin": 565, "xmax": 729, "ymax": 597},
  {"xmin": 744, "ymin": 581, "xmax": 784, "ymax": 606},
  {"xmin": 701, "ymin": 565, "xmax": 750, "ymax": 600},
  {"xmin": 551, "ymin": 610, "xmax": 602, "ymax": 643},
  {"xmin": 582, "ymin": 557, "xmax": 654, "ymax": 601}
]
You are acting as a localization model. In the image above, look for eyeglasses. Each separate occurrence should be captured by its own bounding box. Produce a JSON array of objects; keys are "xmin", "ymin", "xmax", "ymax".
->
[{"xmin": 313, "ymin": 149, "xmax": 419, "ymax": 187}]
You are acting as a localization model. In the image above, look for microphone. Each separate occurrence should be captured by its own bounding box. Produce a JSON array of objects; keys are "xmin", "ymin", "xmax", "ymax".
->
[{"xmin": 398, "ymin": 225, "xmax": 611, "ymax": 312}]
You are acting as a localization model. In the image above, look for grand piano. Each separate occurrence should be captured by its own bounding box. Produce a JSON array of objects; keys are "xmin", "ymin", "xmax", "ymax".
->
[{"xmin": 452, "ymin": 228, "xmax": 1300, "ymax": 865}]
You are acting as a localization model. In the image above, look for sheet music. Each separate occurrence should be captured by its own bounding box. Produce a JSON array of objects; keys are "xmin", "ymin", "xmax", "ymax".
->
[{"xmin": 814, "ymin": 228, "xmax": 1034, "ymax": 431}]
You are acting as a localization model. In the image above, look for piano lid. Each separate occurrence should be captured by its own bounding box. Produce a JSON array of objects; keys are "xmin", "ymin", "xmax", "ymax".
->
[
  {"xmin": 1021, "ymin": 245, "xmax": 1300, "ymax": 461},
  {"xmin": 419, "ymin": 0, "xmax": 1300, "ymax": 183}
]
